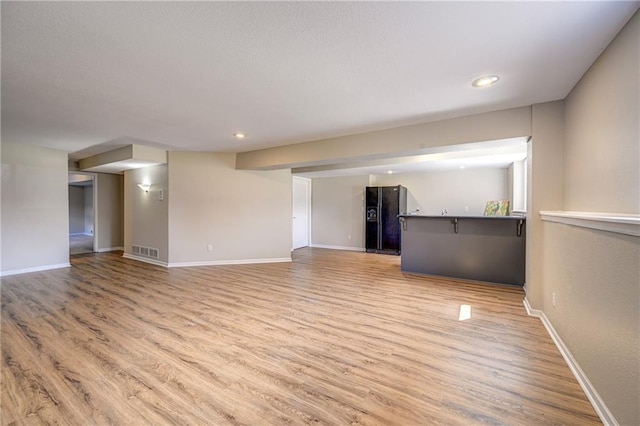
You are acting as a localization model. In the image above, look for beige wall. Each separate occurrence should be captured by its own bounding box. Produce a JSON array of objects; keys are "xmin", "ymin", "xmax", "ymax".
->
[
  {"xmin": 124, "ymin": 164, "xmax": 169, "ymax": 263},
  {"xmin": 311, "ymin": 169, "xmax": 508, "ymax": 249},
  {"xmin": 311, "ymin": 175, "xmax": 369, "ymax": 250},
  {"xmin": 1, "ymin": 141, "xmax": 69, "ymax": 274},
  {"xmin": 96, "ymin": 173, "xmax": 124, "ymax": 251},
  {"xmin": 526, "ymin": 101, "xmax": 565, "ymax": 307},
  {"xmin": 564, "ymin": 11, "xmax": 639, "ymax": 214},
  {"xmin": 167, "ymin": 152, "xmax": 292, "ymax": 264},
  {"xmin": 541, "ymin": 11, "xmax": 640, "ymax": 425},
  {"xmin": 372, "ymin": 168, "xmax": 508, "ymax": 216}
]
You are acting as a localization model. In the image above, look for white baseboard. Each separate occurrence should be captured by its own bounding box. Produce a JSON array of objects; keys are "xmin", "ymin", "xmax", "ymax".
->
[
  {"xmin": 168, "ymin": 257, "xmax": 291, "ymax": 268},
  {"xmin": 523, "ymin": 298, "xmax": 618, "ymax": 426},
  {"xmin": 69, "ymin": 232, "xmax": 92, "ymax": 236},
  {"xmin": 96, "ymin": 246, "xmax": 124, "ymax": 253},
  {"xmin": 123, "ymin": 253, "xmax": 291, "ymax": 269},
  {"xmin": 122, "ymin": 253, "xmax": 168, "ymax": 267},
  {"xmin": 0, "ymin": 262, "xmax": 71, "ymax": 277},
  {"xmin": 310, "ymin": 244, "xmax": 365, "ymax": 252}
]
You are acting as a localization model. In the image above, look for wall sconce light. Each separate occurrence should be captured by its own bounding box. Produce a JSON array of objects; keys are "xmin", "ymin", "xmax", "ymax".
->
[{"xmin": 137, "ymin": 183, "xmax": 151, "ymax": 192}]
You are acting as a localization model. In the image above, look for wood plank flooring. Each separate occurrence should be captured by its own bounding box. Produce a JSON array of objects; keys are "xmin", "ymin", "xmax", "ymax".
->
[
  {"xmin": 2, "ymin": 248, "xmax": 600, "ymax": 425},
  {"xmin": 69, "ymin": 234, "xmax": 93, "ymax": 255}
]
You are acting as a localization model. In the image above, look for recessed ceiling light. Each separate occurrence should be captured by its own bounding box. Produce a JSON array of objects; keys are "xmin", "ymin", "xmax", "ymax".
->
[
  {"xmin": 471, "ymin": 75, "xmax": 499, "ymax": 88},
  {"xmin": 387, "ymin": 170, "xmax": 393, "ymax": 174},
  {"xmin": 459, "ymin": 165, "xmax": 466, "ymax": 169},
  {"xmin": 233, "ymin": 133, "xmax": 246, "ymax": 139}
]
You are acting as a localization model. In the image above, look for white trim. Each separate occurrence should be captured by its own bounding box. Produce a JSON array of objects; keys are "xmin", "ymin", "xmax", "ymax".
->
[
  {"xmin": 124, "ymin": 253, "xmax": 291, "ymax": 268},
  {"xmin": 168, "ymin": 257, "xmax": 291, "ymax": 268},
  {"xmin": 93, "ymin": 174, "xmax": 99, "ymax": 253},
  {"xmin": 0, "ymin": 263, "xmax": 71, "ymax": 277},
  {"xmin": 540, "ymin": 211, "xmax": 639, "ymax": 237},
  {"xmin": 69, "ymin": 232, "xmax": 93, "ymax": 236},
  {"xmin": 310, "ymin": 244, "xmax": 365, "ymax": 252},
  {"xmin": 522, "ymin": 297, "xmax": 542, "ymax": 317},
  {"xmin": 523, "ymin": 298, "xmax": 618, "ymax": 426},
  {"xmin": 122, "ymin": 253, "xmax": 168, "ymax": 267},
  {"xmin": 96, "ymin": 246, "xmax": 124, "ymax": 253},
  {"xmin": 68, "ymin": 171, "xmax": 98, "ymax": 252}
]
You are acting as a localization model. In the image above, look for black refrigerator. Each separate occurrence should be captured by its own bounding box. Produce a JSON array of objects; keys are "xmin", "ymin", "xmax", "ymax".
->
[{"xmin": 365, "ymin": 185, "xmax": 407, "ymax": 255}]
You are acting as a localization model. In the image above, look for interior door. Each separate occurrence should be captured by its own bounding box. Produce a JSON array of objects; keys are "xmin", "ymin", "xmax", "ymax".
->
[{"xmin": 292, "ymin": 177, "xmax": 310, "ymax": 249}]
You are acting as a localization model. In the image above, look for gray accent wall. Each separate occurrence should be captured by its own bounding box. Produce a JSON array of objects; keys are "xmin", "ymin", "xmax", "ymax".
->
[
  {"xmin": 68, "ymin": 185, "xmax": 85, "ymax": 234},
  {"xmin": 542, "ymin": 11, "xmax": 639, "ymax": 425},
  {"xmin": 84, "ymin": 184, "xmax": 94, "ymax": 235}
]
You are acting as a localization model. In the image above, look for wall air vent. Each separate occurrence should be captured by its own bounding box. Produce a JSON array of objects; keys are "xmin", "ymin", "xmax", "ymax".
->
[{"xmin": 132, "ymin": 245, "xmax": 159, "ymax": 259}]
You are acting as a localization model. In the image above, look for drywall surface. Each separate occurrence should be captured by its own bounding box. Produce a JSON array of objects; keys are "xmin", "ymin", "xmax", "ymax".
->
[
  {"xmin": 237, "ymin": 106, "xmax": 531, "ymax": 169},
  {"xmin": 526, "ymin": 101, "xmax": 565, "ymax": 308},
  {"xmin": 84, "ymin": 184, "xmax": 93, "ymax": 234},
  {"xmin": 124, "ymin": 164, "xmax": 169, "ymax": 263},
  {"xmin": 167, "ymin": 152, "xmax": 292, "ymax": 264},
  {"xmin": 542, "ymin": 222, "xmax": 639, "ymax": 425},
  {"xmin": 544, "ymin": 11, "xmax": 640, "ymax": 425},
  {"xmin": 311, "ymin": 175, "xmax": 369, "ymax": 249},
  {"xmin": 69, "ymin": 186, "xmax": 85, "ymax": 234},
  {"xmin": 564, "ymin": 11, "xmax": 639, "ymax": 214},
  {"xmin": 1, "ymin": 141, "xmax": 69, "ymax": 273},
  {"xmin": 97, "ymin": 173, "xmax": 124, "ymax": 251},
  {"xmin": 372, "ymin": 168, "xmax": 508, "ymax": 216}
]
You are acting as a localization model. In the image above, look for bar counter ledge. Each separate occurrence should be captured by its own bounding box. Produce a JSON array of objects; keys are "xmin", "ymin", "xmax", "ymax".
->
[{"xmin": 398, "ymin": 214, "xmax": 526, "ymax": 286}]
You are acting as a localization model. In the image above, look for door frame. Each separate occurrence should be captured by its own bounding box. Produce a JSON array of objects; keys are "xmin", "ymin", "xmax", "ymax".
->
[
  {"xmin": 68, "ymin": 171, "xmax": 98, "ymax": 254},
  {"xmin": 292, "ymin": 176, "xmax": 311, "ymax": 250}
]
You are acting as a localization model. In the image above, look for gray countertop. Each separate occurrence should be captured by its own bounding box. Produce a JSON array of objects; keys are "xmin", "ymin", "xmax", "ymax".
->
[{"xmin": 398, "ymin": 214, "xmax": 526, "ymax": 220}]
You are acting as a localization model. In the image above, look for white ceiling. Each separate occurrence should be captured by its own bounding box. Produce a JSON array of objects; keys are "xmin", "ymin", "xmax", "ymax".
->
[{"xmin": 2, "ymin": 2, "xmax": 638, "ymax": 160}]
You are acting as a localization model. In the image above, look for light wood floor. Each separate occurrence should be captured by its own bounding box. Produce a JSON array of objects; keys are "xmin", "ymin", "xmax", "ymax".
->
[
  {"xmin": 69, "ymin": 234, "xmax": 93, "ymax": 255},
  {"xmin": 2, "ymin": 248, "xmax": 600, "ymax": 425}
]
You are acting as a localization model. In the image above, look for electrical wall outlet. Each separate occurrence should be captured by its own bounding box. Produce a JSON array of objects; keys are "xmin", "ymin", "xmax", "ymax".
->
[
  {"xmin": 207, "ymin": 244, "xmax": 213, "ymax": 252},
  {"xmin": 552, "ymin": 292, "xmax": 557, "ymax": 308}
]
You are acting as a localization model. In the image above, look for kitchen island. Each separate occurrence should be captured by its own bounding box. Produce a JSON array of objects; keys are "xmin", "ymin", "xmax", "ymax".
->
[{"xmin": 399, "ymin": 215, "xmax": 526, "ymax": 286}]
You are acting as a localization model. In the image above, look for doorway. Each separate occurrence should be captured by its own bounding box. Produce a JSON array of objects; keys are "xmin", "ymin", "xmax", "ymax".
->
[
  {"xmin": 292, "ymin": 176, "xmax": 311, "ymax": 249},
  {"xmin": 68, "ymin": 172, "xmax": 97, "ymax": 255}
]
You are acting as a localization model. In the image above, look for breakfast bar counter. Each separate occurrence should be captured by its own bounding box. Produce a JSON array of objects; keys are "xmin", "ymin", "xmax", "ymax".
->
[{"xmin": 398, "ymin": 215, "xmax": 526, "ymax": 286}]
